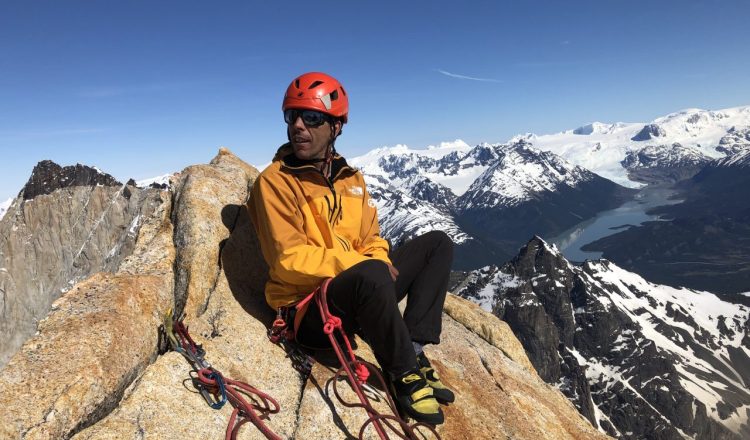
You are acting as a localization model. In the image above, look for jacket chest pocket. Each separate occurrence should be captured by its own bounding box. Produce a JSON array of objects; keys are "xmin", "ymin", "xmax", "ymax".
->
[{"xmin": 337, "ymin": 195, "xmax": 363, "ymax": 243}]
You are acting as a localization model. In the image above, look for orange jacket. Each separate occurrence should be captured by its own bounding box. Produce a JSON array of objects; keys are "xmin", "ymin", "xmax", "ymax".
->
[{"xmin": 247, "ymin": 144, "xmax": 391, "ymax": 310}]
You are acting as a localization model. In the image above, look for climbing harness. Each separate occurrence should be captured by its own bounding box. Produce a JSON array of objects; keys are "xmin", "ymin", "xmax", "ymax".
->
[
  {"xmin": 268, "ymin": 279, "xmax": 442, "ymax": 440},
  {"xmin": 163, "ymin": 310, "xmax": 282, "ymax": 440}
]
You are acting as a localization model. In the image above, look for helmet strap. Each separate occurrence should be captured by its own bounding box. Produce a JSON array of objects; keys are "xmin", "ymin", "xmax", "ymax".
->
[{"xmin": 322, "ymin": 122, "xmax": 340, "ymax": 180}]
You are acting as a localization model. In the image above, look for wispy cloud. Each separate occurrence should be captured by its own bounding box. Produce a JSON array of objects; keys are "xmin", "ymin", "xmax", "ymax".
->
[{"xmin": 436, "ymin": 69, "xmax": 502, "ymax": 83}]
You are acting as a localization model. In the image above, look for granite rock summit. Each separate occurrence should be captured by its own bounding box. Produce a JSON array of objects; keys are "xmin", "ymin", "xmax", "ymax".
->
[{"xmin": 0, "ymin": 149, "xmax": 606, "ymax": 440}]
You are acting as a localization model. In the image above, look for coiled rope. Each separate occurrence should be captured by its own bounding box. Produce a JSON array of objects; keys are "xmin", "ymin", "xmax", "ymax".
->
[{"xmin": 164, "ymin": 310, "xmax": 282, "ymax": 440}]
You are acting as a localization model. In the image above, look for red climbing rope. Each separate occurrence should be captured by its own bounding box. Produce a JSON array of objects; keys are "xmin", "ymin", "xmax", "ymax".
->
[
  {"xmin": 164, "ymin": 310, "xmax": 282, "ymax": 440},
  {"xmin": 194, "ymin": 368, "xmax": 282, "ymax": 440},
  {"xmin": 269, "ymin": 280, "xmax": 441, "ymax": 440}
]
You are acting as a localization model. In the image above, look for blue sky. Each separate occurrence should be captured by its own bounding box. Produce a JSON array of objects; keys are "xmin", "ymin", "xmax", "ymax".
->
[{"xmin": 1, "ymin": 0, "xmax": 749, "ymax": 201}]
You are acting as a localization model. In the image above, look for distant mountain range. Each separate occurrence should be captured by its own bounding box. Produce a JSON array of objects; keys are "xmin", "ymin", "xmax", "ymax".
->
[
  {"xmin": 352, "ymin": 105, "xmax": 750, "ymax": 292},
  {"xmin": 351, "ymin": 140, "xmax": 633, "ymax": 268},
  {"xmin": 351, "ymin": 106, "xmax": 750, "ymax": 438},
  {"xmin": 517, "ymin": 105, "xmax": 750, "ymax": 187}
]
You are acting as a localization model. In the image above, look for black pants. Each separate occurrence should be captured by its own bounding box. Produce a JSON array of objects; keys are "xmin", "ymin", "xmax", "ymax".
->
[{"xmin": 296, "ymin": 230, "xmax": 454, "ymax": 376}]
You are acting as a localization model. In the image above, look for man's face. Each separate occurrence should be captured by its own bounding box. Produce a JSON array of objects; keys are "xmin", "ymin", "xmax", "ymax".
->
[{"xmin": 287, "ymin": 110, "xmax": 341, "ymax": 161}]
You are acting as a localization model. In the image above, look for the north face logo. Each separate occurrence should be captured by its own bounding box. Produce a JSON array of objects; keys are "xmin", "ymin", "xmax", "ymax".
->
[{"xmin": 349, "ymin": 186, "xmax": 363, "ymax": 196}]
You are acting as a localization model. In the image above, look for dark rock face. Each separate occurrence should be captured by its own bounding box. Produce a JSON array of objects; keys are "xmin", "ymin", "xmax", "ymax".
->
[
  {"xmin": 631, "ymin": 124, "xmax": 667, "ymax": 141},
  {"xmin": 404, "ymin": 176, "xmax": 457, "ymax": 213},
  {"xmin": 1, "ymin": 161, "xmax": 165, "ymax": 367},
  {"xmin": 455, "ymin": 237, "xmax": 750, "ymax": 439},
  {"xmin": 21, "ymin": 160, "xmax": 121, "ymax": 200}
]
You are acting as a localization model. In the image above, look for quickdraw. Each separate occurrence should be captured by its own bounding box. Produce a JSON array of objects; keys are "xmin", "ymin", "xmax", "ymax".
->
[
  {"xmin": 163, "ymin": 309, "xmax": 282, "ymax": 440},
  {"xmin": 269, "ymin": 279, "xmax": 442, "ymax": 440}
]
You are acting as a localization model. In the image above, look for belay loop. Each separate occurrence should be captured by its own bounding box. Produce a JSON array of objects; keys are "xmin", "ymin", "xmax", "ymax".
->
[
  {"xmin": 164, "ymin": 310, "xmax": 282, "ymax": 440},
  {"xmin": 269, "ymin": 279, "xmax": 441, "ymax": 440},
  {"xmin": 269, "ymin": 314, "xmax": 289, "ymax": 344}
]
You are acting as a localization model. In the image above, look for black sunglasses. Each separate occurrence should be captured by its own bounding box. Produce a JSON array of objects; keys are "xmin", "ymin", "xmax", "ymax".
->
[{"xmin": 284, "ymin": 109, "xmax": 332, "ymax": 127}]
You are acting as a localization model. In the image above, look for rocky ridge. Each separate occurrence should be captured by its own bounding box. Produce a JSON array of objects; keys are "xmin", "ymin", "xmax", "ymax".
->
[
  {"xmin": 0, "ymin": 149, "xmax": 606, "ymax": 440},
  {"xmin": 621, "ymin": 143, "xmax": 712, "ymax": 184},
  {"xmin": 453, "ymin": 237, "xmax": 750, "ymax": 439},
  {"xmin": 20, "ymin": 160, "xmax": 122, "ymax": 200},
  {"xmin": 0, "ymin": 164, "xmax": 166, "ymax": 367}
]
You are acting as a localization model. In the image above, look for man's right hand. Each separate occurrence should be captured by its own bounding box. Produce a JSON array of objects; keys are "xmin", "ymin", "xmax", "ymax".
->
[{"xmin": 386, "ymin": 263, "xmax": 399, "ymax": 281}]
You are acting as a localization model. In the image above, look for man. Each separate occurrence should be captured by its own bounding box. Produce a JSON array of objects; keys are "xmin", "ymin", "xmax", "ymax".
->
[{"xmin": 247, "ymin": 72, "xmax": 455, "ymax": 425}]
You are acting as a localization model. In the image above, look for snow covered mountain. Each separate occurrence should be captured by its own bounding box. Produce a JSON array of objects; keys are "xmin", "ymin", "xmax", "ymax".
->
[
  {"xmin": 455, "ymin": 141, "xmax": 597, "ymax": 210},
  {"xmin": 520, "ymin": 105, "xmax": 750, "ymax": 187},
  {"xmin": 351, "ymin": 140, "xmax": 477, "ymax": 196},
  {"xmin": 135, "ymin": 173, "xmax": 174, "ymax": 189},
  {"xmin": 453, "ymin": 237, "xmax": 750, "ymax": 440},
  {"xmin": 365, "ymin": 174, "xmax": 470, "ymax": 245},
  {"xmin": 621, "ymin": 143, "xmax": 712, "ymax": 184},
  {"xmin": 351, "ymin": 140, "xmax": 633, "ymax": 268},
  {"xmin": 714, "ymin": 135, "xmax": 750, "ymax": 168},
  {"xmin": 716, "ymin": 127, "xmax": 750, "ymax": 156}
]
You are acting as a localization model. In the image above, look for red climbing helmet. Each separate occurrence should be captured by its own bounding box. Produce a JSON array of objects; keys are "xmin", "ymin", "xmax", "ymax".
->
[{"xmin": 282, "ymin": 72, "xmax": 349, "ymax": 123}]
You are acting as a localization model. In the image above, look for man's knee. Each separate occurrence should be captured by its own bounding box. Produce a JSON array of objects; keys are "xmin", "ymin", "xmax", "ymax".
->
[
  {"xmin": 424, "ymin": 230, "xmax": 454, "ymax": 255},
  {"xmin": 347, "ymin": 259, "xmax": 393, "ymax": 290},
  {"xmin": 425, "ymin": 230, "xmax": 452, "ymax": 245}
]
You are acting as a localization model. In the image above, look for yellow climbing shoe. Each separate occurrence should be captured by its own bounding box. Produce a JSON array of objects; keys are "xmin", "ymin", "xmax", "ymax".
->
[
  {"xmin": 417, "ymin": 351, "xmax": 455, "ymax": 404},
  {"xmin": 391, "ymin": 369, "xmax": 444, "ymax": 425}
]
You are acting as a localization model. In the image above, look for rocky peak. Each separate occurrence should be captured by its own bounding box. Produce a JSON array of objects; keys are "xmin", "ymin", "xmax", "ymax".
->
[
  {"xmin": 0, "ymin": 161, "xmax": 166, "ymax": 368},
  {"xmin": 508, "ymin": 236, "xmax": 571, "ymax": 280},
  {"xmin": 21, "ymin": 160, "xmax": 121, "ymax": 200},
  {"xmin": 466, "ymin": 142, "xmax": 504, "ymax": 163},
  {"xmin": 456, "ymin": 143, "xmax": 593, "ymax": 210},
  {"xmin": 631, "ymin": 123, "xmax": 667, "ymax": 141},
  {"xmin": 455, "ymin": 238, "xmax": 750, "ymax": 439}
]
